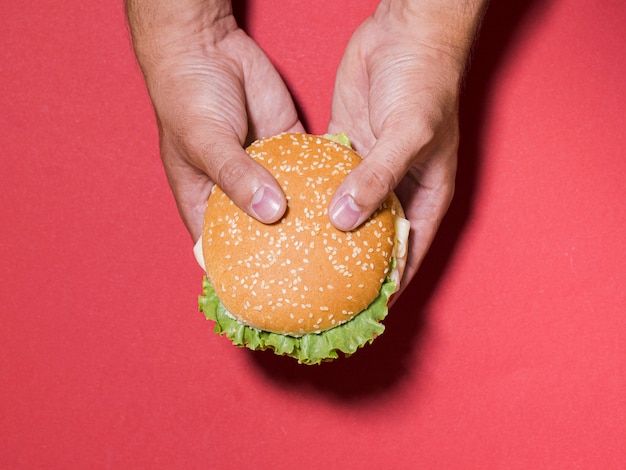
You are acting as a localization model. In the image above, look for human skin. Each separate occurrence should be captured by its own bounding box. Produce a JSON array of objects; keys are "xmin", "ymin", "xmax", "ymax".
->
[
  {"xmin": 126, "ymin": 0, "xmax": 488, "ymax": 295},
  {"xmin": 125, "ymin": 0, "xmax": 305, "ymax": 239},
  {"xmin": 327, "ymin": 0, "xmax": 489, "ymax": 294}
]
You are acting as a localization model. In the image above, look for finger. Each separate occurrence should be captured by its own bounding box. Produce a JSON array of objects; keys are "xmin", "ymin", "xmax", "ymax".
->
[
  {"xmin": 235, "ymin": 36, "xmax": 307, "ymax": 141},
  {"xmin": 328, "ymin": 132, "xmax": 418, "ymax": 231},
  {"xmin": 245, "ymin": 75, "xmax": 305, "ymax": 140},
  {"xmin": 286, "ymin": 120, "xmax": 306, "ymax": 135},
  {"xmin": 198, "ymin": 132, "xmax": 287, "ymax": 225},
  {"xmin": 160, "ymin": 136, "xmax": 213, "ymax": 242},
  {"xmin": 393, "ymin": 169, "xmax": 455, "ymax": 295},
  {"xmin": 162, "ymin": 128, "xmax": 291, "ymax": 242}
]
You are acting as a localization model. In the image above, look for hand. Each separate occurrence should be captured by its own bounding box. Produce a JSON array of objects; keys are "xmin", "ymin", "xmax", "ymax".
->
[
  {"xmin": 128, "ymin": 10, "xmax": 303, "ymax": 241},
  {"xmin": 327, "ymin": 1, "xmax": 486, "ymax": 295}
]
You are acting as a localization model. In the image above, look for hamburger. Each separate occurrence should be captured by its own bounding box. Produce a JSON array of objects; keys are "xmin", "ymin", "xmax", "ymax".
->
[{"xmin": 194, "ymin": 133, "xmax": 410, "ymax": 364}]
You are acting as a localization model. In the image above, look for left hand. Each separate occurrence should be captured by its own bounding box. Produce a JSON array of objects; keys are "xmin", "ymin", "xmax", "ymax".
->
[{"xmin": 327, "ymin": 3, "xmax": 484, "ymax": 295}]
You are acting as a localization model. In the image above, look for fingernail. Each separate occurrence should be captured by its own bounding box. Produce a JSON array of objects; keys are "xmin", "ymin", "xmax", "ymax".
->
[
  {"xmin": 251, "ymin": 185, "xmax": 282, "ymax": 222},
  {"xmin": 330, "ymin": 194, "xmax": 361, "ymax": 230}
]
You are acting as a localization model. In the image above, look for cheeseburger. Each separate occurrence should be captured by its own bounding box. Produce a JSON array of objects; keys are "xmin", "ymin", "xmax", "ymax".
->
[{"xmin": 194, "ymin": 133, "xmax": 410, "ymax": 364}]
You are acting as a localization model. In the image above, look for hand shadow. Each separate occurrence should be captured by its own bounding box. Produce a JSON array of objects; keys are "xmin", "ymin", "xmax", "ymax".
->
[{"xmin": 236, "ymin": 0, "xmax": 552, "ymax": 404}]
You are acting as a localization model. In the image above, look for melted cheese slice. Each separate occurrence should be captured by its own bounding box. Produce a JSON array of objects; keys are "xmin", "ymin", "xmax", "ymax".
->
[
  {"xmin": 389, "ymin": 215, "xmax": 410, "ymax": 290},
  {"xmin": 193, "ymin": 237, "xmax": 205, "ymax": 271}
]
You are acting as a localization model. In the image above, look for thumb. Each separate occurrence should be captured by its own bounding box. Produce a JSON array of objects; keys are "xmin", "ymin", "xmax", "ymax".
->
[
  {"xmin": 328, "ymin": 136, "xmax": 413, "ymax": 231},
  {"xmin": 197, "ymin": 133, "xmax": 287, "ymax": 224}
]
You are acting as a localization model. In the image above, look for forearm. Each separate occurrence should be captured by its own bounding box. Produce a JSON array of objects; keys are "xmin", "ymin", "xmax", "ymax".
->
[
  {"xmin": 375, "ymin": 0, "xmax": 488, "ymax": 72},
  {"xmin": 125, "ymin": 0, "xmax": 235, "ymax": 70}
]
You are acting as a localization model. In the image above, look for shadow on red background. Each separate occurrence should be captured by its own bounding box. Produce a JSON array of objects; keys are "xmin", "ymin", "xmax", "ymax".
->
[{"xmin": 234, "ymin": 0, "xmax": 552, "ymax": 401}]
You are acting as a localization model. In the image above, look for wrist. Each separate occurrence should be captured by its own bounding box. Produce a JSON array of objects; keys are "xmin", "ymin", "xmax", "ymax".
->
[
  {"xmin": 126, "ymin": 0, "xmax": 236, "ymax": 69},
  {"xmin": 374, "ymin": 0, "xmax": 488, "ymax": 71}
]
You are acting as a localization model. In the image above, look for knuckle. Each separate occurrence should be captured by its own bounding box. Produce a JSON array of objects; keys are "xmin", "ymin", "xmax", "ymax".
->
[
  {"xmin": 359, "ymin": 160, "xmax": 397, "ymax": 199},
  {"xmin": 216, "ymin": 157, "xmax": 249, "ymax": 191},
  {"xmin": 417, "ymin": 117, "xmax": 438, "ymax": 147},
  {"xmin": 401, "ymin": 113, "xmax": 438, "ymax": 151}
]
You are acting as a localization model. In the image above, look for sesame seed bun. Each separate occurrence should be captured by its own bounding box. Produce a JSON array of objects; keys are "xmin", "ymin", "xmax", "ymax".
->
[{"xmin": 201, "ymin": 133, "xmax": 403, "ymax": 336}]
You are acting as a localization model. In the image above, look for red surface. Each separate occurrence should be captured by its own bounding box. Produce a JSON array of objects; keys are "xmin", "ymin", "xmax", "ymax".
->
[{"xmin": 1, "ymin": 1, "xmax": 625, "ymax": 468}]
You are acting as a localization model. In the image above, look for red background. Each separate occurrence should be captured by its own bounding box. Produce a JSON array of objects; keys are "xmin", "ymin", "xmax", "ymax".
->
[{"xmin": 2, "ymin": 1, "xmax": 625, "ymax": 468}]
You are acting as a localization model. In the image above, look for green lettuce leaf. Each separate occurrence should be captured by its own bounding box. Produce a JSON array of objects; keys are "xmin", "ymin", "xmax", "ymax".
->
[
  {"xmin": 322, "ymin": 132, "xmax": 352, "ymax": 149},
  {"xmin": 198, "ymin": 276, "xmax": 396, "ymax": 365}
]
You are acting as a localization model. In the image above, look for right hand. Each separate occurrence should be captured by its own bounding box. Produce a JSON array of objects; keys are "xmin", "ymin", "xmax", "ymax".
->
[{"xmin": 134, "ymin": 14, "xmax": 304, "ymax": 241}]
